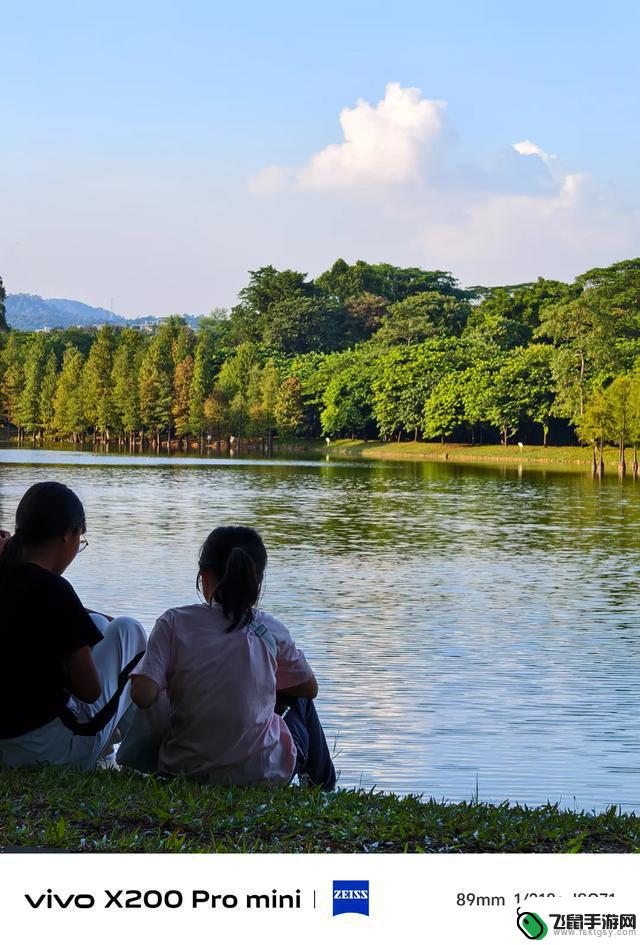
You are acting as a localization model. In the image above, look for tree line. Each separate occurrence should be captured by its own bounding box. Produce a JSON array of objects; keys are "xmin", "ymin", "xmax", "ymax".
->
[{"xmin": 1, "ymin": 259, "xmax": 640, "ymax": 469}]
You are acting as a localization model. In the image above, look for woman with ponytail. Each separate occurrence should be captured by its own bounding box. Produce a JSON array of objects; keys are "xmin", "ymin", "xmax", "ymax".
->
[
  {"xmin": 117, "ymin": 525, "xmax": 335, "ymax": 788},
  {"xmin": 0, "ymin": 481, "xmax": 146, "ymax": 769}
]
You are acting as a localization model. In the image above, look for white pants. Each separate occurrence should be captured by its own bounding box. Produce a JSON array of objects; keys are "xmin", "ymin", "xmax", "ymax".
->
[{"xmin": 0, "ymin": 615, "xmax": 146, "ymax": 771}]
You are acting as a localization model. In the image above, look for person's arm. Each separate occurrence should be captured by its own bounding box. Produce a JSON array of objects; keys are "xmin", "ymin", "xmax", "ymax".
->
[
  {"xmin": 62, "ymin": 646, "xmax": 101, "ymax": 703},
  {"xmin": 128, "ymin": 614, "xmax": 172, "ymax": 709},
  {"xmin": 130, "ymin": 674, "xmax": 160, "ymax": 708},
  {"xmin": 278, "ymin": 673, "xmax": 318, "ymax": 700},
  {"xmin": 271, "ymin": 617, "xmax": 318, "ymax": 699},
  {"xmin": 53, "ymin": 574, "xmax": 104, "ymax": 702}
]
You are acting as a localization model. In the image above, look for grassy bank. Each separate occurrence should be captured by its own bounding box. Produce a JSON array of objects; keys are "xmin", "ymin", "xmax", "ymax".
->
[
  {"xmin": 320, "ymin": 439, "xmax": 639, "ymax": 471},
  {"xmin": 1, "ymin": 768, "xmax": 638, "ymax": 853}
]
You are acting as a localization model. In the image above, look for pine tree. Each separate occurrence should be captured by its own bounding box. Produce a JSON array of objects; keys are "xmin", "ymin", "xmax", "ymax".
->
[
  {"xmin": 54, "ymin": 347, "xmax": 86, "ymax": 440},
  {"xmin": 17, "ymin": 334, "xmax": 50, "ymax": 439},
  {"xmin": 1, "ymin": 333, "xmax": 26, "ymax": 436},
  {"xmin": 173, "ymin": 355, "xmax": 194, "ymax": 441},
  {"xmin": 40, "ymin": 351, "xmax": 58, "ymax": 438},
  {"xmin": 189, "ymin": 334, "xmax": 216, "ymax": 447},
  {"xmin": 138, "ymin": 336, "xmax": 173, "ymax": 446},
  {"xmin": 112, "ymin": 339, "xmax": 141, "ymax": 443},
  {"xmin": 82, "ymin": 326, "xmax": 116, "ymax": 441}
]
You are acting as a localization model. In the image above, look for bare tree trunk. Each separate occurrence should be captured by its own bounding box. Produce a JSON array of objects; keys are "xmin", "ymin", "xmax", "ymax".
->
[
  {"xmin": 619, "ymin": 435, "xmax": 626, "ymax": 478},
  {"xmin": 597, "ymin": 438, "xmax": 604, "ymax": 478},
  {"xmin": 633, "ymin": 445, "xmax": 638, "ymax": 478}
]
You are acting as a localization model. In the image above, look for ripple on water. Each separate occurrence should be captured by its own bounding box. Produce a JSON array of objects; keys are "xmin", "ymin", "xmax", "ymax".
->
[{"xmin": 1, "ymin": 451, "xmax": 639, "ymax": 810}]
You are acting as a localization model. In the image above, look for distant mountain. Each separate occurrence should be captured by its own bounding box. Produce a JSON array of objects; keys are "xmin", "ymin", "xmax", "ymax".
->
[
  {"xmin": 6, "ymin": 294, "xmax": 201, "ymax": 330},
  {"xmin": 6, "ymin": 294, "xmax": 127, "ymax": 330}
]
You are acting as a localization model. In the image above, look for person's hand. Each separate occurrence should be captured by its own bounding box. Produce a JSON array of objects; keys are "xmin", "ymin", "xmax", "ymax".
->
[{"xmin": 0, "ymin": 530, "xmax": 11, "ymax": 555}]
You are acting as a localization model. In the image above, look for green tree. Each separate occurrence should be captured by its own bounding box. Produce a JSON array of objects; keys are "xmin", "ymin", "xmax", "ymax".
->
[
  {"xmin": 217, "ymin": 342, "xmax": 259, "ymax": 398},
  {"xmin": 260, "ymin": 359, "xmax": 280, "ymax": 451},
  {"xmin": 53, "ymin": 347, "xmax": 86, "ymax": 440},
  {"xmin": 138, "ymin": 336, "xmax": 173, "ymax": 446},
  {"xmin": 604, "ymin": 376, "xmax": 633, "ymax": 474},
  {"xmin": 316, "ymin": 259, "xmax": 463, "ymax": 304},
  {"xmin": 466, "ymin": 279, "xmax": 573, "ymax": 350},
  {"xmin": 17, "ymin": 334, "xmax": 51, "ymax": 439},
  {"xmin": 423, "ymin": 373, "xmax": 465, "ymax": 443},
  {"xmin": 345, "ymin": 293, "xmax": 389, "ymax": 342},
  {"xmin": 111, "ymin": 330, "xmax": 143, "ymax": 442},
  {"xmin": 480, "ymin": 346, "xmax": 555, "ymax": 447},
  {"xmin": 376, "ymin": 292, "xmax": 469, "ymax": 346},
  {"xmin": 39, "ymin": 350, "xmax": 58, "ymax": 437},
  {"xmin": 173, "ymin": 355, "xmax": 195, "ymax": 440},
  {"xmin": 230, "ymin": 266, "xmax": 315, "ymax": 343},
  {"xmin": 627, "ymin": 371, "xmax": 640, "ymax": 473},
  {"xmin": 189, "ymin": 332, "xmax": 217, "ymax": 447},
  {"xmin": 0, "ymin": 333, "xmax": 26, "ymax": 435},
  {"xmin": 576, "ymin": 388, "xmax": 610, "ymax": 474},
  {"xmin": 372, "ymin": 340, "xmax": 461, "ymax": 441},
  {"xmin": 203, "ymin": 388, "xmax": 229, "ymax": 444},
  {"xmin": 264, "ymin": 296, "xmax": 345, "ymax": 353},
  {"xmin": 274, "ymin": 376, "xmax": 304, "ymax": 435},
  {"xmin": 320, "ymin": 349, "xmax": 377, "ymax": 438},
  {"xmin": 82, "ymin": 326, "xmax": 116, "ymax": 440}
]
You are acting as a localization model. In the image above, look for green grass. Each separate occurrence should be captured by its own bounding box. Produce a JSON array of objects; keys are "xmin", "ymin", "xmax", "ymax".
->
[
  {"xmin": 1, "ymin": 767, "xmax": 639, "ymax": 853},
  {"xmin": 317, "ymin": 439, "xmax": 639, "ymax": 471}
]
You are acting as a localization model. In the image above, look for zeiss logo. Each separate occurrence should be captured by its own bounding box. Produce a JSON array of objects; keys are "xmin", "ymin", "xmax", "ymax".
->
[{"xmin": 332, "ymin": 880, "xmax": 369, "ymax": 917}]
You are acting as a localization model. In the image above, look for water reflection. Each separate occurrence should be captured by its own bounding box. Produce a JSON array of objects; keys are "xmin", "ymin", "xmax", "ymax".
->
[{"xmin": 1, "ymin": 449, "xmax": 640, "ymax": 811}]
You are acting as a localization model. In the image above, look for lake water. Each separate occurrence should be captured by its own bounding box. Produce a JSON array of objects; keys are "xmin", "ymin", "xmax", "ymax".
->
[{"xmin": 1, "ymin": 447, "xmax": 640, "ymax": 812}]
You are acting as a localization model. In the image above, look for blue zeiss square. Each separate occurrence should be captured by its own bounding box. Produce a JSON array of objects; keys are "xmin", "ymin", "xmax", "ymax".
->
[{"xmin": 332, "ymin": 880, "xmax": 370, "ymax": 916}]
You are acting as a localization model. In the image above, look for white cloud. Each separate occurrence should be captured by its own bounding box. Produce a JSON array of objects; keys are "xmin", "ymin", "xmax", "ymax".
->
[
  {"xmin": 512, "ymin": 139, "xmax": 556, "ymax": 165},
  {"xmin": 258, "ymin": 82, "xmax": 447, "ymax": 191},
  {"xmin": 245, "ymin": 84, "xmax": 639, "ymax": 288}
]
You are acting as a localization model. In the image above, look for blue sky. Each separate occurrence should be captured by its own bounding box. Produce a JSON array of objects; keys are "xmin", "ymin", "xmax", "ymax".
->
[{"xmin": 1, "ymin": 0, "xmax": 639, "ymax": 314}]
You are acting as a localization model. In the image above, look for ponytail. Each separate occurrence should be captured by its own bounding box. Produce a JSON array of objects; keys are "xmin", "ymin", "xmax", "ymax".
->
[{"xmin": 198, "ymin": 525, "xmax": 267, "ymax": 633}]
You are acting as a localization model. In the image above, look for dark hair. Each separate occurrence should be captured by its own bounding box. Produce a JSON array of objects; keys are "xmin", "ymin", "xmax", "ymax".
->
[
  {"xmin": 0, "ymin": 481, "xmax": 86, "ymax": 577},
  {"xmin": 197, "ymin": 525, "xmax": 267, "ymax": 632}
]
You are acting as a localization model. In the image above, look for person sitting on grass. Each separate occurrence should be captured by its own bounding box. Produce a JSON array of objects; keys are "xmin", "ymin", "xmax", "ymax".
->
[
  {"xmin": 0, "ymin": 481, "xmax": 146, "ymax": 770},
  {"xmin": 117, "ymin": 525, "xmax": 336, "ymax": 789}
]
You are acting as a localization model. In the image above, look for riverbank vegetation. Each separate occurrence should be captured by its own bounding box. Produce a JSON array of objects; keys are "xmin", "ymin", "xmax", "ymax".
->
[
  {"xmin": 2, "ymin": 259, "xmax": 640, "ymax": 474},
  {"xmin": 1, "ymin": 767, "xmax": 638, "ymax": 853},
  {"xmin": 323, "ymin": 439, "xmax": 640, "ymax": 470}
]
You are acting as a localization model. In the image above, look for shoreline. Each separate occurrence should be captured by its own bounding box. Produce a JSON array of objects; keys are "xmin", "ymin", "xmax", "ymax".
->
[
  {"xmin": 1, "ymin": 437, "xmax": 638, "ymax": 477},
  {"xmin": 1, "ymin": 767, "xmax": 637, "ymax": 854},
  {"xmin": 318, "ymin": 439, "xmax": 639, "ymax": 473}
]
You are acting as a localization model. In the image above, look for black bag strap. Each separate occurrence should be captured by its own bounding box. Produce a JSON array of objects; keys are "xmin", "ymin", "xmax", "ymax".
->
[{"xmin": 58, "ymin": 651, "xmax": 144, "ymax": 736}]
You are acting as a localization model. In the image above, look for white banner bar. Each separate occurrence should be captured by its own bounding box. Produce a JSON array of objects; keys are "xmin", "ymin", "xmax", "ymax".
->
[{"xmin": 2, "ymin": 853, "xmax": 639, "ymax": 944}]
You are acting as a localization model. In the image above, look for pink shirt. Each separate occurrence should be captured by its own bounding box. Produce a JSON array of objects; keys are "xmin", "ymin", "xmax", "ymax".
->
[{"xmin": 134, "ymin": 603, "xmax": 313, "ymax": 784}]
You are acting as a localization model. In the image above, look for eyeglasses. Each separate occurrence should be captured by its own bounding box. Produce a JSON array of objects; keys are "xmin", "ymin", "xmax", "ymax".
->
[{"xmin": 78, "ymin": 536, "xmax": 89, "ymax": 553}]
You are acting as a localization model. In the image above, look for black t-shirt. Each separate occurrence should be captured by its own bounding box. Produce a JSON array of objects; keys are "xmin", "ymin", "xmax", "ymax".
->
[{"xmin": 0, "ymin": 562, "xmax": 103, "ymax": 738}]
